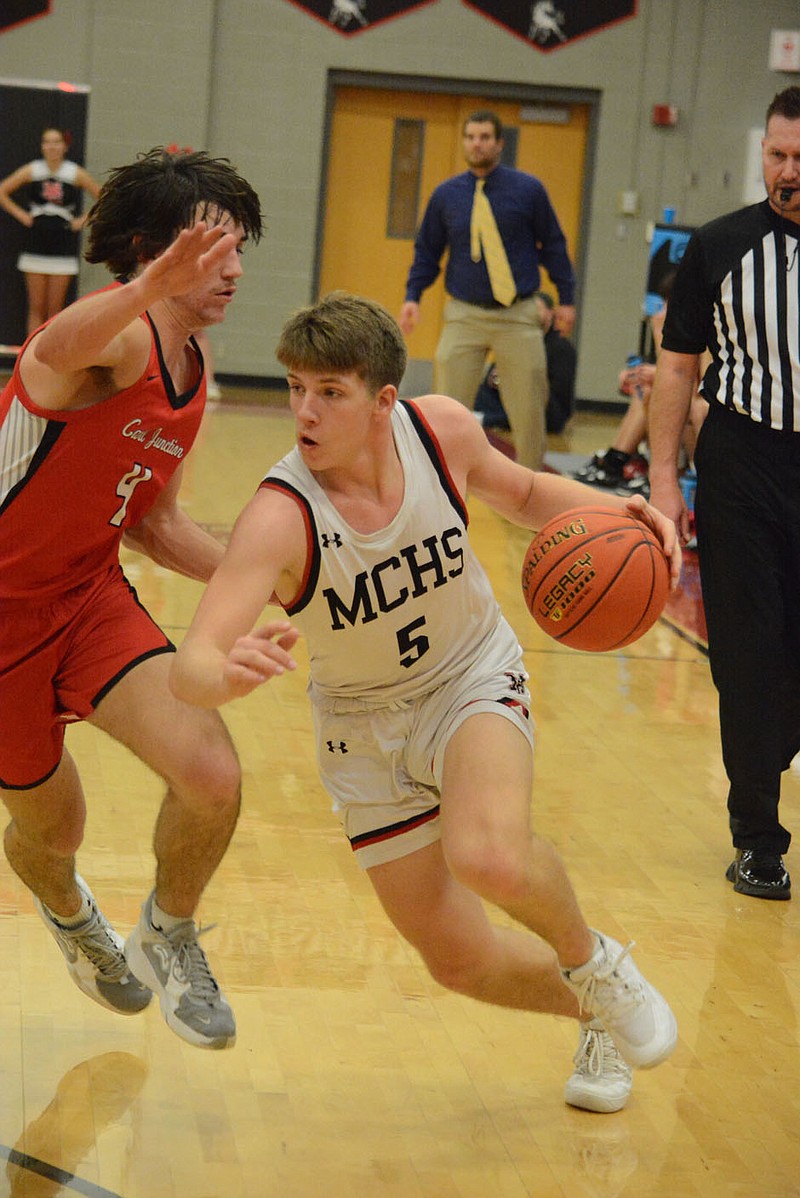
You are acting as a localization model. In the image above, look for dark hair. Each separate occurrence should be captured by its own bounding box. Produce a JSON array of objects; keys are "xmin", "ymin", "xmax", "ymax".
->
[
  {"xmin": 41, "ymin": 127, "xmax": 69, "ymax": 143},
  {"xmin": 463, "ymin": 110, "xmax": 503, "ymax": 140},
  {"xmin": 276, "ymin": 291, "xmax": 407, "ymax": 391},
  {"xmin": 84, "ymin": 147, "xmax": 263, "ymax": 279},
  {"xmin": 766, "ymin": 86, "xmax": 800, "ymax": 125}
]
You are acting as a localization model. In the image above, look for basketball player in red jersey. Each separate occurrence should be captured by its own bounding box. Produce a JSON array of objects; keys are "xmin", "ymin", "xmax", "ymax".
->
[{"xmin": 0, "ymin": 148, "xmax": 272, "ymax": 1050}]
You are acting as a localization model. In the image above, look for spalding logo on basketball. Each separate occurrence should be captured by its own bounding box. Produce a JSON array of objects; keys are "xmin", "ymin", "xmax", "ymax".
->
[{"xmin": 521, "ymin": 505, "xmax": 670, "ymax": 652}]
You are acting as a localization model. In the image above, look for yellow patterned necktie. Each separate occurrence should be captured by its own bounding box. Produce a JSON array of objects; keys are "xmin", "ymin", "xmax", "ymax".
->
[{"xmin": 470, "ymin": 178, "xmax": 517, "ymax": 306}]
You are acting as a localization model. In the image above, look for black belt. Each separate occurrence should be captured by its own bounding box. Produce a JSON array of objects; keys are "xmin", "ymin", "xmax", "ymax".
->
[{"xmin": 467, "ymin": 293, "xmax": 534, "ymax": 310}]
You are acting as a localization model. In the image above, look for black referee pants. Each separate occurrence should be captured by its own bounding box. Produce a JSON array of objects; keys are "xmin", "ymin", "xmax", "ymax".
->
[{"xmin": 695, "ymin": 403, "xmax": 800, "ymax": 855}]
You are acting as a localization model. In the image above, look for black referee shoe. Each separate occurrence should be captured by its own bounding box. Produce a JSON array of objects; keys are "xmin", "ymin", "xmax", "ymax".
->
[{"xmin": 725, "ymin": 849, "xmax": 791, "ymax": 900}]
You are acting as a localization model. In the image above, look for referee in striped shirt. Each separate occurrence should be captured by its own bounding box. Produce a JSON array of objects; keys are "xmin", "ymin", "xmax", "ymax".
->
[{"xmin": 649, "ymin": 85, "xmax": 800, "ymax": 901}]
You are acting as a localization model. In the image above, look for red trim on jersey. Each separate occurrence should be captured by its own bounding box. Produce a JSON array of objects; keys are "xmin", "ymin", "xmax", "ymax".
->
[
  {"xmin": 258, "ymin": 478, "xmax": 316, "ymax": 610},
  {"xmin": 498, "ymin": 695, "xmax": 530, "ymax": 720},
  {"xmin": 403, "ymin": 399, "xmax": 468, "ymax": 525}
]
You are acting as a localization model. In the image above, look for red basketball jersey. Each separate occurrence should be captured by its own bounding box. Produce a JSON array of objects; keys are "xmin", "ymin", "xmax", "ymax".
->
[{"xmin": 0, "ymin": 291, "xmax": 206, "ymax": 599}]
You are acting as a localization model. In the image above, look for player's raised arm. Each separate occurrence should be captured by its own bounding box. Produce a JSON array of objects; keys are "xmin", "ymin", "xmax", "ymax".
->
[{"xmin": 30, "ymin": 222, "xmax": 237, "ymax": 384}]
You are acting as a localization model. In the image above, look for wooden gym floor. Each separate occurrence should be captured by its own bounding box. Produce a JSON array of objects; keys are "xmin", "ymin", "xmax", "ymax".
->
[{"xmin": 1, "ymin": 393, "xmax": 798, "ymax": 1198}]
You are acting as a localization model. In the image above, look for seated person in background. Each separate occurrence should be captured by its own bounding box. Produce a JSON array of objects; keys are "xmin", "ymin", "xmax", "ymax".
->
[
  {"xmin": 572, "ymin": 356, "xmax": 655, "ymax": 494},
  {"xmin": 573, "ymin": 272, "xmax": 706, "ymax": 495},
  {"xmin": 475, "ymin": 290, "xmax": 577, "ymax": 435}
]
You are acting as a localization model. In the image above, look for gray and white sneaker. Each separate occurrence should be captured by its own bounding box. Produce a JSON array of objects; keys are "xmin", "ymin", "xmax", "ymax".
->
[
  {"xmin": 35, "ymin": 874, "xmax": 152, "ymax": 1015},
  {"xmin": 565, "ymin": 1019, "xmax": 633, "ymax": 1113},
  {"xmin": 561, "ymin": 931, "xmax": 677, "ymax": 1069},
  {"xmin": 124, "ymin": 893, "xmax": 235, "ymax": 1050}
]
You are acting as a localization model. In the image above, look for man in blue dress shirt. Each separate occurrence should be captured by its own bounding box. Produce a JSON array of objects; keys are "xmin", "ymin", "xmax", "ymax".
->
[{"xmin": 399, "ymin": 111, "xmax": 576, "ymax": 470}]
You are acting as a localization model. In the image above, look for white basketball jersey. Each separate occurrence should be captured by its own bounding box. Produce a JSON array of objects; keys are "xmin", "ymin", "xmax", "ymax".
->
[{"xmin": 262, "ymin": 400, "xmax": 521, "ymax": 702}]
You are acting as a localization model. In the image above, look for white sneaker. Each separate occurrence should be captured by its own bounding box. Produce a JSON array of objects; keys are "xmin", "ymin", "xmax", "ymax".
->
[
  {"xmin": 561, "ymin": 931, "xmax": 677, "ymax": 1069},
  {"xmin": 35, "ymin": 875, "xmax": 152, "ymax": 1014},
  {"xmin": 565, "ymin": 1019, "xmax": 633, "ymax": 1113},
  {"xmin": 125, "ymin": 892, "xmax": 235, "ymax": 1050}
]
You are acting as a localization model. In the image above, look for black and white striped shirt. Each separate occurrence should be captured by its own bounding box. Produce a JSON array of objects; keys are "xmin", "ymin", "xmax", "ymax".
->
[{"xmin": 662, "ymin": 199, "xmax": 800, "ymax": 431}]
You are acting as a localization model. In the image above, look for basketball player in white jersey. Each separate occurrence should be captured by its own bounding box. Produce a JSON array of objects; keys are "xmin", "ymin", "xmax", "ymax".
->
[{"xmin": 171, "ymin": 292, "xmax": 681, "ymax": 1113}]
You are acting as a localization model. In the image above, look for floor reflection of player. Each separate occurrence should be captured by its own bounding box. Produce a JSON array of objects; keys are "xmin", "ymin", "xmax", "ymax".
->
[
  {"xmin": 5, "ymin": 1052, "xmax": 147, "ymax": 1196},
  {"xmin": 572, "ymin": 1121, "xmax": 638, "ymax": 1198},
  {"xmin": 653, "ymin": 910, "xmax": 798, "ymax": 1193}
]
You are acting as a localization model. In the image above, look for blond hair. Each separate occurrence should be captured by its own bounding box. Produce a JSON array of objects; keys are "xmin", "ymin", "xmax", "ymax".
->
[{"xmin": 276, "ymin": 292, "xmax": 407, "ymax": 391}]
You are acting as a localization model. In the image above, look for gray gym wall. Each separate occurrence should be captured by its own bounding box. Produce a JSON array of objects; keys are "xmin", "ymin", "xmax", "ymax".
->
[{"xmin": 0, "ymin": 0, "xmax": 796, "ymax": 402}]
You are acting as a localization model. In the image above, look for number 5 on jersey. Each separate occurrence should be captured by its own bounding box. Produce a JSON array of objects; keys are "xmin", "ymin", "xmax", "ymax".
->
[
  {"xmin": 110, "ymin": 463, "xmax": 153, "ymax": 527},
  {"xmin": 397, "ymin": 616, "xmax": 430, "ymax": 668}
]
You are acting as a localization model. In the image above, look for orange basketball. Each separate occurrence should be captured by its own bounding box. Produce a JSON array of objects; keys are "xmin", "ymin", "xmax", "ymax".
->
[{"xmin": 521, "ymin": 505, "xmax": 670, "ymax": 651}]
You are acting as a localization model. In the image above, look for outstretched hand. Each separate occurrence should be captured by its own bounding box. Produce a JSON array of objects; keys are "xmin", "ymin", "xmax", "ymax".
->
[
  {"xmin": 624, "ymin": 494, "xmax": 682, "ymax": 589},
  {"xmin": 221, "ymin": 620, "xmax": 300, "ymax": 699},
  {"xmin": 141, "ymin": 221, "xmax": 237, "ymax": 301}
]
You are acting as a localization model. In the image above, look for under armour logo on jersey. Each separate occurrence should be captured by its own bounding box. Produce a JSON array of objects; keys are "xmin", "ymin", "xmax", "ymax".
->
[
  {"xmin": 504, "ymin": 672, "xmax": 527, "ymax": 694},
  {"xmin": 326, "ymin": 740, "xmax": 348, "ymax": 754},
  {"xmin": 321, "ymin": 532, "xmax": 343, "ymax": 549}
]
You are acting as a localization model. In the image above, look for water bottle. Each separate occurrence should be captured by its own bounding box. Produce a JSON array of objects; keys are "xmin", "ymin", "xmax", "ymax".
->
[{"xmin": 626, "ymin": 354, "xmax": 644, "ymax": 400}]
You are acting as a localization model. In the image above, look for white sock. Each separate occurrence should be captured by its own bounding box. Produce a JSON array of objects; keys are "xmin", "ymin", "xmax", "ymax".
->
[
  {"xmin": 46, "ymin": 888, "xmax": 93, "ymax": 928},
  {"xmin": 564, "ymin": 932, "xmax": 604, "ymax": 978},
  {"xmin": 149, "ymin": 895, "xmax": 192, "ymax": 933}
]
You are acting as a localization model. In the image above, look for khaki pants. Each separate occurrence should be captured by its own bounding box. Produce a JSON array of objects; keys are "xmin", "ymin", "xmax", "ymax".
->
[{"xmin": 433, "ymin": 296, "xmax": 548, "ymax": 471}]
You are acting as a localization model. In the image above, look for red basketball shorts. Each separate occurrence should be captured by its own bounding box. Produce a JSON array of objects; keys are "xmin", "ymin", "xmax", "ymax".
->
[{"xmin": 0, "ymin": 564, "xmax": 173, "ymax": 789}]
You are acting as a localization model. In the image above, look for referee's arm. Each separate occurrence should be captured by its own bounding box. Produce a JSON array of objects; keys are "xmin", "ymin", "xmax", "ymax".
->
[{"xmin": 648, "ymin": 348, "xmax": 701, "ymax": 542}]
